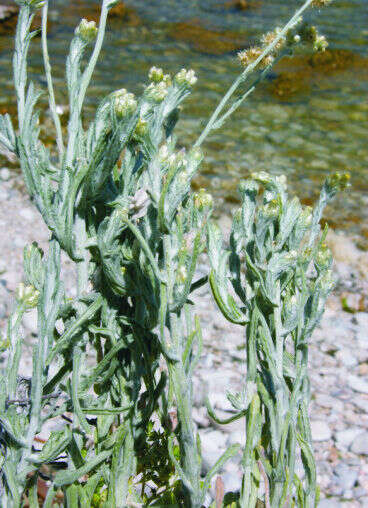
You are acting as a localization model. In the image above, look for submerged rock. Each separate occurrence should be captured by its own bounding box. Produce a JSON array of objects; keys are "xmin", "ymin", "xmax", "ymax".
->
[{"xmin": 169, "ymin": 20, "xmax": 247, "ymax": 55}]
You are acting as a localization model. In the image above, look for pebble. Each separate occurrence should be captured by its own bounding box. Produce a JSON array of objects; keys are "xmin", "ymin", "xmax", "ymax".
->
[
  {"xmin": 19, "ymin": 207, "xmax": 34, "ymax": 221},
  {"xmin": 0, "ymin": 179, "xmax": 368, "ymax": 505},
  {"xmin": 335, "ymin": 428, "xmax": 365, "ymax": 449},
  {"xmin": 318, "ymin": 498, "xmax": 342, "ymax": 508},
  {"xmin": 348, "ymin": 375, "xmax": 368, "ymax": 394},
  {"xmin": 334, "ymin": 464, "xmax": 358, "ymax": 491},
  {"xmin": 311, "ymin": 420, "xmax": 332, "ymax": 442},
  {"xmin": 351, "ymin": 432, "xmax": 368, "ymax": 455},
  {"xmin": 0, "ymin": 168, "xmax": 10, "ymax": 181}
]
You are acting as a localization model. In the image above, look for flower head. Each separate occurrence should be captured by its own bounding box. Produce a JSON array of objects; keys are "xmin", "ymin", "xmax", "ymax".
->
[
  {"xmin": 113, "ymin": 89, "xmax": 137, "ymax": 118},
  {"xmin": 194, "ymin": 188, "xmax": 213, "ymax": 211},
  {"xmin": 16, "ymin": 283, "xmax": 39, "ymax": 309},
  {"xmin": 261, "ymin": 27, "xmax": 285, "ymax": 52},
  {"xmin": 145, "ymin": 81, "xmax": 169, "ymax": 102},
  {"xmin": 75, "ymin": 19, "xmax": 98, "ymax": 43},
  {"xmin": 174, "ymin": 68, "xmax": 197, "ymax": 87},
  {"xmin": 238, "ymin": 47, "xmax": 274, "ymax": 69}
]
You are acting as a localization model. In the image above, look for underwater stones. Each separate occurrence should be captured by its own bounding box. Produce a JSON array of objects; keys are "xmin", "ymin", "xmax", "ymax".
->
[
  {"xmin": 63, "ymin": 2, "xmax": 140, "ymax": 28},
  {"xmin": 269, "ymin": 49, "xmax": 368, "ymax": 100},
  {"xmin": 169, "ymin": 21, "xmax": 247, "ymax": 56},
  {"xmin": 0, "ymin": 4, "xmax": 18, "ymax": 36}
]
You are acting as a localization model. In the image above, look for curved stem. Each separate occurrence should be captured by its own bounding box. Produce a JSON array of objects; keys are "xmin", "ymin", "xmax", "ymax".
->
[{"xmin": 41, "ymin": 1, "xmax": 64, "ymax": 161}]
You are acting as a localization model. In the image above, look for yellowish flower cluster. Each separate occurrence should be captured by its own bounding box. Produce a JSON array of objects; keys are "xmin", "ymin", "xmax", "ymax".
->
[{"xmin": 237, "ymin": 47, "xmax": 274, "ymax": 69}]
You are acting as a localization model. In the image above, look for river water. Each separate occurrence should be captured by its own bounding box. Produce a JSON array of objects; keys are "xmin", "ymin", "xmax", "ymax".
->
[{"xmin": 0, "ymin": 0, "xmax": 367, "ymax": 238}]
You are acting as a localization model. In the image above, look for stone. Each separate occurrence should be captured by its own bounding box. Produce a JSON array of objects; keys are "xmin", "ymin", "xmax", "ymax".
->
[
  {"xmin": 311, "ymin": 420, "xmax": 332, "ymax": 442},
  {"xmin": 351, "ymin": 432, "xmax": 368, "ymax": 455},
  {"xmin": 221, "ymin": 472, "xmax": 242, "ymax": 494},
  {"xmin": 335, "ymin": 428, "xmax": 365, "ymax": 449},
  {"xmin": 2, "ymin": 271, "xmax": 20, "ymax": 291},
  {"xmin": 318, "ymin": 498, "xmax": 342, "ymax": 508},
  {"xmin": 0, "ymin": 168, "xmax": 10, "ymax": 181},
  {"xmin": 334, "ymin": 464, "xmax": 358, "ymax": 491},
  {"xmin": 19, "ymin": 207, "xmax": 34, "ymax": 221},
  {"xmin": 348, "ymin": 374, "xmax": 368, "ymax": 394},
  {"xmin": 353, "ymin": 397, "xmax": 368, "ymax": 413},
  {"xmin": 192, "ymin": 406, "xmax": 210, "ymax": 428}
]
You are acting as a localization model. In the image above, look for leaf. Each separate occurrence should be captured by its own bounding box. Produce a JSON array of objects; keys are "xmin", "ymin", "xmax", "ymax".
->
[
  {"xmin": 54, "ymin": 450, "xmax": 112, "ymax": 487},
  {"xmin": 28, "ymin": 427, "xmax": 72, "ymax": 465}
]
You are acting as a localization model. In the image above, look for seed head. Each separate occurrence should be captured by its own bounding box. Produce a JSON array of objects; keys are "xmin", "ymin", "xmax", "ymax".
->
[
  {"xmin": 238, "ymin": 47, "xmax": 274, "ymax": 69},
  {"xmin": 75, "ymin": 19, "xmax": 98, "ymax": 43},
  {"xmin": 261, "ymin": 27, "xmax": 285, "ymax": 52}
]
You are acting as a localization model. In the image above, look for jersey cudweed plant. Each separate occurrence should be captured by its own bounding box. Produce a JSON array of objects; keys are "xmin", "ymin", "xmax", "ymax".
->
[{"xmin": 0, "ymin": 0, "xmax": 348, "ymax": 506}]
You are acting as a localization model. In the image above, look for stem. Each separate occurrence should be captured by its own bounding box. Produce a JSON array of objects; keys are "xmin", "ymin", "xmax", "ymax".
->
[
  {"xmin": 194, "ymin": 0, "xmax": 314, "ymax": 148},
  {"xmin": 65, "ymin": 0, "xmax": 110, "ymax": 167},
  {"xmin": 41, "ymin": 1, "xmax": 64, "ymax": 161}
]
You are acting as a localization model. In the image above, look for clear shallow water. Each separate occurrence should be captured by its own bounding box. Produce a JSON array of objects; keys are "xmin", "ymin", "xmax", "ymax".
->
[{"xmin": 0, "ymin": 0, "xmax": 367, "ymax": 238}]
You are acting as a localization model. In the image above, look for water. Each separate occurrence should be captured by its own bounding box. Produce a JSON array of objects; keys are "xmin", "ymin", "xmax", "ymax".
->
[{"xmin": 0, "ymin": 0, "xmax": 367, "ymax": 238}]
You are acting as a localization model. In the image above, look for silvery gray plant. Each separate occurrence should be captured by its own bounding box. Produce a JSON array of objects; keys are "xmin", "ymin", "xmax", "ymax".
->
[
  {"xmin": 207, "ymin": 171, "xmax": 349, "ymax": 508},
  {"xmin": 0, "ymin": 0, "xmax": 347, "ymax": 506}
]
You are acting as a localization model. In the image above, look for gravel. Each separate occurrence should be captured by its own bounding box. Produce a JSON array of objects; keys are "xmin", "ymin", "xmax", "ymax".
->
[{"xmin": 1, "ymin": 176, "xmax": 368, "ymax": 506}]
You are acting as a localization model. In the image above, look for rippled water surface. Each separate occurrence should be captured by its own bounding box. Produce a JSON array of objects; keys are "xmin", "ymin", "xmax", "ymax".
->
[{"xmin": 0, "ymin": 0, "xmax": 367, "ymax": 236}]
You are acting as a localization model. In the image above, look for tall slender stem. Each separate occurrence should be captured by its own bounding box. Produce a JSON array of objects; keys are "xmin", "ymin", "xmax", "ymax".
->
[
  {"xmin": 41, "ymin": 1, "xmax": 64, "ymax": 161},
  {"xmin": 194, "ymin": 0, "xmax": 314, "ymax": 148}
]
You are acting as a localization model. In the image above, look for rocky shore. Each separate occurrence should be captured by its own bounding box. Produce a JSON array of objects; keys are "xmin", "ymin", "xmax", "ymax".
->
[{"xmin": 0, "ymin": 168, "xmax": 368, "ymax": 507}]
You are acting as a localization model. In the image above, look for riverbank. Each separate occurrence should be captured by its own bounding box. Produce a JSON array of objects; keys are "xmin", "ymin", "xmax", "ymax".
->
[{"xmin": 0, "ymin": 169, "xmax": 368, "ymax": 506}]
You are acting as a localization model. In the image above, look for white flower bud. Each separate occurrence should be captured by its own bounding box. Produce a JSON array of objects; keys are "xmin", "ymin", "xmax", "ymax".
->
[
  {"xmin": 174, "ymin": 68, "xmax": 198, "ymax": 87},
  {"xmin": 114, "ymin": 89, "xmax": 137, "ymax": 118},
  {"xmin": 75, "ymin": 19, "xmax": 98, "ymax": 43},
  {"xmin": 145, "ymin": 81, "xmax": 169, "ymax": 102},
  {"xmin": 16, "ymin": 283, "xmax": 39, "ymax": 309}
]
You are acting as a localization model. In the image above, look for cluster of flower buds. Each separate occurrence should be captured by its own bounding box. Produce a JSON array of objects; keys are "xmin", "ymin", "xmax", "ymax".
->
[
  {"xmin": 16, "ymin": 282, "xmax": 39, "ymax": 309},
  {"xmin": 133, "ymin": 118, "xmax": 148, "ymax": 137},
  {"xmin": 113, "ymin": 89, "xmax": 137, "ymax": 118},
  {"xmin": 315, "ymin": 243, "xmax": 333, "ymax": 270},
  {"xmin": 194, "ymin": 188, "xmax": 213, "ymax": 211},
  {"xmin": 174, "ymin": 68, "xmax": 198, "ymax": 87},
  {"xmin": 299, "ymin": 23, "xmax": 328, "ymax": 52},
  {"xmin": 148, "ymin": 67, "xmax": 172, "ymax": 85},
  {"xmin": 75, "ymin": 19, "xmax": 98, "ymax": 44},
  {"xmin": 145, "ymin": 81, "xmax": 170, "ymax": 102},
  {"xmin": 176, "ymin": 265, "xmax": 188, "ymax": 284},
  {"xmin": 325, "ymin": 171, "xmax": 351, "ymax": 196},
  {"xmin": 261, "ymin": 199, "xmax": 280, "ymax": 219},
  {"xmin": 298, "ymin": 205, "xmax": 313, "ymax": 228},
  {"xmin": 158, "ymin": 145, "xmax": 188, "ymax": 170},
  {"xmin": 238, "ymin": 47, "xmax": 274, "ymax": 69}
]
